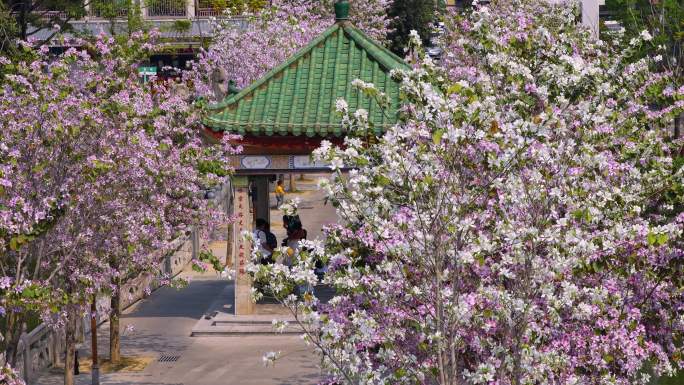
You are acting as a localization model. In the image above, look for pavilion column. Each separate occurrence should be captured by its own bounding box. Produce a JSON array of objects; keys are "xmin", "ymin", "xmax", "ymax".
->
[
  {"xmin": 233, "ymin": 176, "xmax": 255, "ymax": 315},
  {"xmin": 252, "ymin": 176, "xmax": 270, "ymax": 224},
  {"xmin": 289, "ymin": 173, "xmax": 297, "ymax": 193}
]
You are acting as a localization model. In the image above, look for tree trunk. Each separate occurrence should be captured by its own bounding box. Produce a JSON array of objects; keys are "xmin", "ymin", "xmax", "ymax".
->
[
  {"xmin": 91, "ymin": 299, "xmax": 100, "ymax": 385},
  {"xmin": 19, "ymin": 0, "xmax": 28, "ymax": 41},
  {"xmin": 5, "ymin": 313, "xmax": 21, "ymax": 366},
  {"xmin": 64, "ymin": 308, "xmax": 77, "ymax": 385},
  {"xmin": 109, "ymin": 282, "xmax": 121, "ymax": 364},
  {"xmin": 674, "ymin": 112, "xmax": 684, "ymax": 157}
]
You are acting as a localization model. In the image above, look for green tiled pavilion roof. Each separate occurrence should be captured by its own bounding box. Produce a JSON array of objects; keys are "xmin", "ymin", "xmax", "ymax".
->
[{"xmin": 204, "ymin": 21, "xmax": 409, "ymax": 137}]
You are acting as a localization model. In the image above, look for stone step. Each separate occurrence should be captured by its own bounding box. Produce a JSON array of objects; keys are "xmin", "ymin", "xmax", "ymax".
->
[
  {"xmin": 191, "ymin": 320, "xmax": 303, "ymax": 336},
  {"xmin": 191, "ymin": 314, "xmax": 304, "ymax": 336}
]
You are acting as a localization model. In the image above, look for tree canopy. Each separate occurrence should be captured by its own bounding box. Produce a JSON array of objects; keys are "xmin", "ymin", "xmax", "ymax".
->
[
  {"xmin": 387, "ymin": 0, "xmax": 439, "ymax": 55},
  {"xmin": 604, "ymin": 0, "xmax": 684, "ymax": 136},
  {"xmin": 252, "ymin": 1, "xmax": 684, "ymax": 383}
]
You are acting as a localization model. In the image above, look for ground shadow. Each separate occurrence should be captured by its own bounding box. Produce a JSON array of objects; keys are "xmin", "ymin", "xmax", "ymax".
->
[{"xmin": 125, "ymin": 280, "xmax": 229, "ymax": 319}]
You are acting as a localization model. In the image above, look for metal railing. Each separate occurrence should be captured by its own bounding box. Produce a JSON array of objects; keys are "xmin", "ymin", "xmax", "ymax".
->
[
  {"xmin": 147, "ymin": 0, "xmax": 186, "ymax": 17},
  {"xmin": 195, "ymin": 0, "xmax": 221, "ymax": 17},
  {"xmin": 31, "ymin": 0, "xmax": 255, "ymax": 20},
  {"xmin": 32, "ymin": 8, "xmax": 69, "ymax": 21}
]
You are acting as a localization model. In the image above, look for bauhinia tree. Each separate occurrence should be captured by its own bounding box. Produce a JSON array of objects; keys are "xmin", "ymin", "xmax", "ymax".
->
[
  {"xmin": 387, "ymin": 0, "xmax": 439, "ymax": 55},
  {"xmin": 251, "ymin": 1, "xmax": 684, "ymax": 384},
  {"xmin": 604, "ymin": 0, "xmax": 684, "ymax": 137},
  {"xmin": 0, "ymin": 41, "xmax": 106, "ymax": 380},
  {"xmin": 0, "ymin": 31, "xmax": 235, "ymax": 383},
  {"xmin": 186, "ymin": 0, "xmax": 392, "ymax": 99},
  {"xmin": 66, "ymin": 35, "xmax": 235, "ymax": 365},
  {"xmin": 0, "ymin": 363, "xmax": 23, "ymax": 385}
]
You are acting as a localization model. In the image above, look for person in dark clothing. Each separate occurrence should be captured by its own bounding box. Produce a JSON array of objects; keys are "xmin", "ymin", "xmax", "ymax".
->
[
  {"xmin": 263, "ymin": 222, "xmax": 277, "ymax": 264},
  {"xmin": 254, "ymin": 218, "xmax": 273, "ymax": 264},
  {"xmin": 282, "ymin": 215, "xmax": 307, "ymax": 245}
]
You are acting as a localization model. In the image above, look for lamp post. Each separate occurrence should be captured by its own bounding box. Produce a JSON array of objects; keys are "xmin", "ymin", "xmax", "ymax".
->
[{"xmin": 91, "ymin": 298, "xmax": 100, "ymax": 385}]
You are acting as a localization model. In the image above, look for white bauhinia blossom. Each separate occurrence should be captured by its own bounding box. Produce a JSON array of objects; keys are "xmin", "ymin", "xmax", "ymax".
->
[
  {"xmin": 335, "ymin": 98, "xmax": 348, "ymax": 113},
  {"xmin": 353, "ymin": 108, "xmax": 368, "ymax": 122},
  {"xmin": 248, "ymin": 1, "xmax": 684, "ymax": 384},
  {"xmin": 262, "ymin": 351, "xmax": 281, "ymax": 367},
  {"xmin": 640, "ymin": 29, "xmax": 653, "ymax": 41},
  {"xmin": 272, "ymin": 319, "xmax": 289, "ymax": 333}
]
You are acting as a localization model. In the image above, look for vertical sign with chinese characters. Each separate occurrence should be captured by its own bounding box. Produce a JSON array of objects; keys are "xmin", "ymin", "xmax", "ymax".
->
[{"xmin": 233, "ymin": 177, "xmax": 255, "ymax": 315}]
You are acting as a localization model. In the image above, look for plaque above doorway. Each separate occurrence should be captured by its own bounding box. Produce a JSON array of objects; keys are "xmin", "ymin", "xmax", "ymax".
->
[{"xmin": 239, "ymin": 156, "xmax": 271, "ymax": 169}]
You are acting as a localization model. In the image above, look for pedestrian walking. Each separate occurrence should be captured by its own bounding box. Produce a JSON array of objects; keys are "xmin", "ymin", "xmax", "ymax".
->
[{"xmin": 274, "ymin": 180, "xmax": 285, "ymax": 208}]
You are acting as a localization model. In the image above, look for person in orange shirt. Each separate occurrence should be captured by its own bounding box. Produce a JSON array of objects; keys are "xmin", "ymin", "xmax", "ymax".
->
[{"xmin": 274, "ymin": 179, "xmax": 285, "ymax": 208}]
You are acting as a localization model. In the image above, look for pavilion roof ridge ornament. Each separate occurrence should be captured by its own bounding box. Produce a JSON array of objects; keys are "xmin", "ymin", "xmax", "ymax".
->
[
  {"xmin": 227, "ymin": 80, "xmax": 241, "ymax": 96},
  {"xmin": 335, "ymin": 0, "xmax": 350, "ymax": 22}
]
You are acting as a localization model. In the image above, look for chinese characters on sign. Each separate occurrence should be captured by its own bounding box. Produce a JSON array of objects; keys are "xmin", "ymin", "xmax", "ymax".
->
[
  {"xmin": 235, "ymin": 189, "xmax": 251, "ymax": 277},
  {"xmin": 234, "ymin": 184, "xmax": 255, "ymax": 314}
]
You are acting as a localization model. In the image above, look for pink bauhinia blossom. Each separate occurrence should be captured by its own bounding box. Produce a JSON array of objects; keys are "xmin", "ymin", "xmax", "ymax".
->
[{"xmin": 250, "ymin": 1, "xmax": 684, "ymax": 384}]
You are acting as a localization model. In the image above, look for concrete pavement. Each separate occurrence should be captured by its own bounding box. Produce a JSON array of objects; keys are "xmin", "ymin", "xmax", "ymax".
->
[
  {"xmin": 34, "ymin": 273, "xmax": 321, "ymax": 385},
  {"xmin": 270, "ymin": 174, "xmax": 338, "ymax": 243}
]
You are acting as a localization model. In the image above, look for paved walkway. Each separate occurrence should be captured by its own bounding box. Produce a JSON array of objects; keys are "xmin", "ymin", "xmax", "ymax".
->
[
  {"xmin": 35, "ymin": 273, "xmax": 320, "ymax": 385},
  {"xmin": 270, "ymin": 174, "xmax": 338, "ymax": 243},
  {"xmin": 35, "ymin": 175, "xmax": 339, "ymax": 385}
]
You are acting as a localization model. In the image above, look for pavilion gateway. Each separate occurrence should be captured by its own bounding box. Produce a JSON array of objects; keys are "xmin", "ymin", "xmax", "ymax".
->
[{"xmin": 203, "ymin": 0, "xmax": 408, "ymax": 315}]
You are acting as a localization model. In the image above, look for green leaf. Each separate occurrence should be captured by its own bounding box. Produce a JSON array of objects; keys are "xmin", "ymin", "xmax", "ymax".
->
[
  {"xmin": 657, "ymin": 233, "xmax": 668, "ymax": 246},
  {"xmin": 572, "ymin": 209, "xmax": 585, "ymax": 221},
  {"xmin": 23, "ymin": 287, "xmax": 35, "ymax": 298},
  {"xmin": 32, "ymin": 161, "xmax": 47, "ymax": 173},
  {"xmin": 376, "ymin": 175, "xmax": 391, "ymax": 186},
  {"xmin": 447, "ymin": 83, "xmax": 462, "ymax": 95},
  {"xmin": 647, "ymin": 233, "xmax": 657, "ymax": 246},
  {"xmin": 432, "ymin": 129, "xmax": 444, "ymax": 145},
  {"xmin": 9, "ymin": 236, "xmax": 18, "ymax": 251}
]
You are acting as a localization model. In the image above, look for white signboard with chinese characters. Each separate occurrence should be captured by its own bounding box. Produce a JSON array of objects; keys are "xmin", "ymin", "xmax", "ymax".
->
[{"xmin": 240, "ymin": 156, "xmax": 271, "ymax": 169}]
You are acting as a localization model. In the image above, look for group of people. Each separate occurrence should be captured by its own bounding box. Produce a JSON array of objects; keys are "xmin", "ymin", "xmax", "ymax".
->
[
  {"xmin": 251, "ymin": 178, "xmax": 328, "ymax": 296},
  {"xmin": 253, "ymin": 215, "xmax": 307, "ymax": 266}
]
